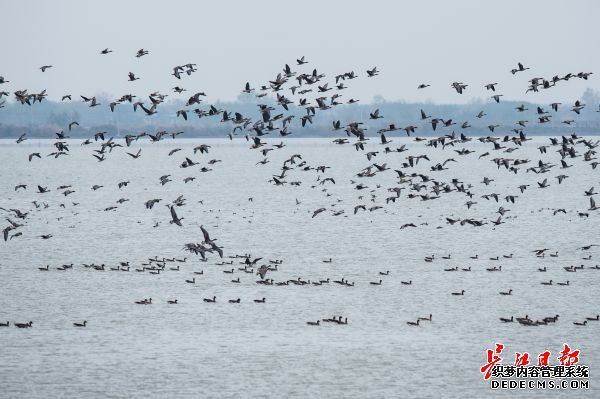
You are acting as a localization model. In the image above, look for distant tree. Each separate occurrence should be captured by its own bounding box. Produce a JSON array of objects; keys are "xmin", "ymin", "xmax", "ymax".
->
[
  {"xmin": 48, "ymin": 111, "xmax": 69, "ymax": 126},
  {"xmin": 70, "ymin": 110, "xmax": 80, "ymax": 123},
  {"xmin": 581, "ymin": 88, "xmax": 599, "ymax": 107},
  {"xmin": 237, "ymin": 92, "xmax": 255, "ymax": 104},
  {"xmin": 372, "ymin": 94, "xmax": 386, "ymax": 105}
]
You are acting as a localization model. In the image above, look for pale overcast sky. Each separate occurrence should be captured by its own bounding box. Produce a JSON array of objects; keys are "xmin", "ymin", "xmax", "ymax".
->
[{"xmin": 1, "ymin": 0, "xmax": 598, "ymax": 104}]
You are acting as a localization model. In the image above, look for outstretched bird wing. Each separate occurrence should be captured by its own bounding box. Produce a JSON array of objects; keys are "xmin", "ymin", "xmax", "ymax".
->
[
  {"xmin": 170, "ymin": 206, "xmax": 182, "ymax": 226},
  {"xmin": 200, "ymin": 225, "xmax": 211, "ymax": 243}
]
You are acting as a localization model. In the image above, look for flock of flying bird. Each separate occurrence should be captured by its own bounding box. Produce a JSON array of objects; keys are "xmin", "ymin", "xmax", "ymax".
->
[{"xmin": 1, "ymin": 47, "xmax": 599, "ymax": 329}]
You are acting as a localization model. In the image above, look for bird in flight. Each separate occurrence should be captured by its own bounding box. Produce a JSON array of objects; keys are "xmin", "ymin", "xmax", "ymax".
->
[{"xmin": 169, "ymin": 206, "xmax": 183, "ymax": 226}]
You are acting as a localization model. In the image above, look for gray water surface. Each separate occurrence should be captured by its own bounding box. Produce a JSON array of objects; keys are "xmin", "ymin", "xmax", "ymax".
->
[{"xmin": 0, "ymin": 137, "xmax": 598, "ymax": 398}]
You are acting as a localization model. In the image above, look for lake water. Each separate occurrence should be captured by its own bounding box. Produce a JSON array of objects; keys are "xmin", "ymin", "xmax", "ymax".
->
[{"xmin": 0, "ymin": 136, "xmax": 598, "ymax": 398}]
